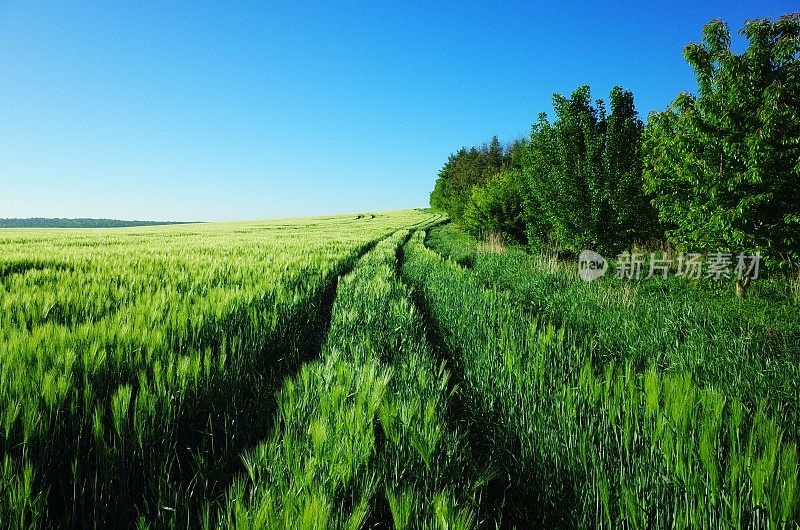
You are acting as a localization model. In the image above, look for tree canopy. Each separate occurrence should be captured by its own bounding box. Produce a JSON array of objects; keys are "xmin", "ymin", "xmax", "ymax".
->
[
  {"xmin": 643, "ymin": 14, "xmax": 800, "ymax": 266},
  {"xmin": 523, "ymin": 86, "xmax": 656, "ymax": 255}
]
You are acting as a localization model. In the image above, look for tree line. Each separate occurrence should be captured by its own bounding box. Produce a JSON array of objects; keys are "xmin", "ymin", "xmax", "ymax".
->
[
  {"xmin": 430, "ymin": 15, "xmax": 800, "ymax": 268},
  {"xmin": 0, "ymin": 218, "xmax": 200, "ymax": 228}
]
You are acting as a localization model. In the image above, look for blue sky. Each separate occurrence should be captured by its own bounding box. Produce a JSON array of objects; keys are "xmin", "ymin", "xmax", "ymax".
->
[{"xmin": 1, "ymin": 1, "xmax": 795, "ymax": 221}]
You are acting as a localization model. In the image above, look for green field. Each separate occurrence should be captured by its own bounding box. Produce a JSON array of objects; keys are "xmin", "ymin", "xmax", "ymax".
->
[{"xmin": 1, "ymin": 212, "xmax": 798, "ymax": 529}]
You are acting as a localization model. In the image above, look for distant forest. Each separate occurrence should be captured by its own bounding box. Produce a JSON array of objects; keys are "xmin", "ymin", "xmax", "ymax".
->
[{"xmin": 0, "ymin": 218, "xmax": 201, "ymax": 228}]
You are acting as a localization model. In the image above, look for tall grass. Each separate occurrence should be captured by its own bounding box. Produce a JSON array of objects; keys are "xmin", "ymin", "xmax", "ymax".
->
[
  {"xmin": 425, "ymin": 224, "xmax": 800, "ymax": 434},
  {"xmin": 403, "ymin": 229, "xmax": 799, "ymax": 528}
]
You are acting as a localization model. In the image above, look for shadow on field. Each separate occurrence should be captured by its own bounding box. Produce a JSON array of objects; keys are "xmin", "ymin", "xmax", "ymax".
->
[{"xmin": 0, "ymin": 258, "xmax": 74, "ymax": 279}]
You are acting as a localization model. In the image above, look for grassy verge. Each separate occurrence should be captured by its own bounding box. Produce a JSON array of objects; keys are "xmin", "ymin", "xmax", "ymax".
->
[
  {"xmin": 425, "ymin": 224, "xmax": 800, "ymax": 435},
  {"xmin": 403, "ymin": 229, "xmax": 799, "ymax": 528}
]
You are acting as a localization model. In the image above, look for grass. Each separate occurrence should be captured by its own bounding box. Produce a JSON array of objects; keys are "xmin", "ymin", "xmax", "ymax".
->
[
  {"xmin": 425, "ymin": 224, "xmax": 800, "ymax": 435},
  {"xmin": 0, "ymin": 211, "xmax": 443, "ymax": 528},
  {"xmin": 218, "ymin": 228, "xmax": 481, "ymax": 528},
  {"xmin": 406, "ymin": 226, "xmax": 799, "ymax": 527},
  {"xmin": 2, "ymin": 214, "xmax": 797, "ymax": 528}
]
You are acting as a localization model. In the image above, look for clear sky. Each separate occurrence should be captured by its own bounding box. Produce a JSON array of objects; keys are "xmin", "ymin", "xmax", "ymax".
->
[{"xmin": 1, "ymin": 1, "xmax": 796, "ymax": 221}]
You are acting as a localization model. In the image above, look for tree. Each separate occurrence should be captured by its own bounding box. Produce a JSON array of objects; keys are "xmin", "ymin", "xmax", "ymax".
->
[
  {"xmin": 462, "ymin": 169, "xmax": 527, "ymax": 243},
  {"xmin": 604, "ymin": 87, "xmax": 660, "ymax": 246},
  {"xmin": 429, "ymin": 138, "xmax": 511, "ymax": 221},
  {"xmin": 486, "ymin": 135, "xmax": 504, "ymax": 170},
  {"xmin": 523, "ymin": 86, "xmax": 653, "ymax": 255},
  {"xmin": 430, "ymin": 147, "xmax": 483, "ymax": 219},
  {"xmin": 523, "ymin": 87, "xmax": 603, "ymax": 252},
  {"xmin": 643, "ymin": 15, "xmax": 800, "ymax": 279},
  {"xmin": 552, "ymin": 86, "xmax": 607, "ymax": 252}
]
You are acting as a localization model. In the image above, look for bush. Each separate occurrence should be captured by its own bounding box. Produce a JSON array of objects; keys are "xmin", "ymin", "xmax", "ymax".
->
[{"xmin": 462, "ymin": 169, "xmax": 527, "ymax": 244}]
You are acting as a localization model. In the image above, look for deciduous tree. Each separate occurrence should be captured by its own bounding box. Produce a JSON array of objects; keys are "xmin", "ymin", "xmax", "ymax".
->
[{"xmin": 643, "ymin": 15, "xmax": 800, "ymax": 272}]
